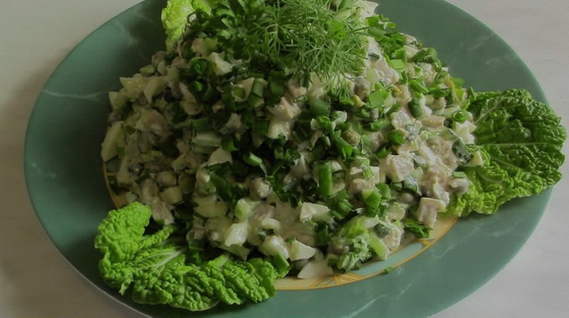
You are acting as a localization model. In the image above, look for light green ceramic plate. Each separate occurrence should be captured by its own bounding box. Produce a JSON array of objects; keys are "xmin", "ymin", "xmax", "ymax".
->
[{"xmin": 25, "ymin": 0, "xmax": 551, "ymax": 317}]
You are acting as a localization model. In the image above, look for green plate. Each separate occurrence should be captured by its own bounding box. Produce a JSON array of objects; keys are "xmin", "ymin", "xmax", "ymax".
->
[{"xmin": 25, "ymin": 0, "xmax": 551, "ymax": 317}]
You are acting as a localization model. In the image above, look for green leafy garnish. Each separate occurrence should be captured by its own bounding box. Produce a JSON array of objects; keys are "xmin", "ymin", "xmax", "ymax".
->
[
  {"xmin": 448, "ymin": 89, "xmax": 566, "ymax": 216},
  {"xmin": 95, "ymin": 202, "xmax": 284, "ymax": 311}
]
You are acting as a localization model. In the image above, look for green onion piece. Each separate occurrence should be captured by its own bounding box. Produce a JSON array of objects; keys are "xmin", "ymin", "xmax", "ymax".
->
[
  {"xmin": 248, "ymin": 95, "xmax": 264, "ymax": 108},
  {"xmin": 244, "ymin": 152, "xmax": 263, "ymax": 166},
  {"xmin": 412, "ymin": 47, "xmax": 439, "ymax": 64},
  {"xmin": 368, "ymin": 87, "xmax": 389, "ymax": 108},
  {"xmin": 368, "ymin": 25, "xmax": 385, "ymax": 38},
  {"xmin": 376, "ymin": 147, "xmax": 391, "ymax": 159},
  {"xmin": 390, "ymin": 182, "xmax": 403, "ymax": 191},
  {"xmin": 192, "ymin": 118, "xmax": 210, "ymax": 132},
  {"xmin": 385, "ymin": 103, "xmax": 402, "ymax": 115},
  {"xmin": 409, "ymin": 80, "xmax": 429, "ymax": 94},
  {"xmin": 271, "ymin": 255, "xmax": 290, "ymax": 278},
  {"xmin": 369, "ymin": 119, "xmax": 391, "ymax": 131},
  {"xmin": 403, "ymin": 218, "xmax": 431, "ymax": 239},
  {"xmin": 388, "ymin": 129, "xmax": 406, "ymax": 145},
  {"xmin": 391, "ymin": 47, "xmax": 407, "ymax": 60},
  {"xmin": 190, "ymin": 80, "xmax": 205, "ymax": 94},
  {"xmin": 309, "ymin": 97, "xmax": 331, "ymax": 116},
  {"xmin": 389, "ymin": 59, "xmax": 406, "ymax": 71},
  {"xmin": 336, "ymin": 199, "xmax": 352, "ymax": 217},
  {"xmin": 429, "ymin": 87, "xmax": 450, "ymax": 98},
  {"xmin": 452, "ymin": 171, "xmax": 467, "ymax": 178},
  {"xmin": 376, "ymin": 184, "xmax": 392, "ymax": 200},
  {"xmin": 362, "ymin": 188, "xmax": 382, "ymax": 211},
  {"xmin": 339, "ymin": 95, "xmax": 355, "ymax": 106},
  {"xmin": 317, "ymin": 162, "xmax": 333, "ymax": 197},
  {"xmin": 189, "ymin": 58, "xmax": 209, "ymax": 76},
  {"xmin": 332, "ymin": 131, "xmax": 354, "ymax": 159},
  {"xmin": 202, "ymin": 84, "xmax": 219, "ymax": 103},
  {"xmin": 329, "ymin": 191, "xmax": 353, "ymax": 219},
  {"xmin": 269, "ymin": 79, "xmax": 285, "ymax": 97},
  {"xmin": 231, "ymin": 85, "xmax": 246, "ymax": 101},
  {"xmin": 452, "ymin": 110, "xmax": 468, "ymax": 123},
  {"xmin": 209, "ymin": 172, "xmax": 246, "ymax": 205},
  {"xmin": 315, "ymin": 223, "xmax": 331, "ymax": 247},
  {"xmin": 252, "ymin": 119, "xmax": 269, "ymax": 135},
  {"xmin": 316, "ymin": 116, "xmax": 333, "ymax": 133},
  {"xmin": 366, "ymin": 15, "xmax": 381, "ymax": 27},
  {"xmin": 251, "ymin": 78, "xmax": 266, "ymax": 97},
  {"xmin": 408, "ymin": 99, "xmax": 423, "ymax": 118},
  {"xmin": 222, "ymin": 136, "xmax": 237, "ymax": 152}
]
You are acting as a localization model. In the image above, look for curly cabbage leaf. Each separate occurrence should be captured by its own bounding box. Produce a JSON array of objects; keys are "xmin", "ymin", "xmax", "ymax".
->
[
  {"xmin": 448, "ymin": 89, "xmax": 566, "ymax": 216},
  {"xmin": 95, "ymin": 202, "xmax": 281, "ymax": 311},
  {"xmin": 161, "ymin": 0, "xmax": 220, "ymax": 50}
]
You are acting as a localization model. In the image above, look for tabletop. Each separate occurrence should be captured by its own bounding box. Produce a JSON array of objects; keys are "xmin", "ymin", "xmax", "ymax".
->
[{"xmin": 1, "ymin": 0, "xmax": 568, "ymax": 317}]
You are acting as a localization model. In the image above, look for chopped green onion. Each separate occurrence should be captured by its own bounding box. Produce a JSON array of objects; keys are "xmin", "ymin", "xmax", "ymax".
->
[
  {"xmin": 190, "ymin": 80, "xmax": 205, "ymax": 94},
  {"xmin": 408, "ymin": 99, "xmax": 423, "ymax": 118},
  {"xmin": 429, "ymin": 87, "xmax": 450, "ymax": 98},
  {"xmin": 252, "ymin": 119, "xmax": 269, "ymax": 135},
  {"xmin": 316, "ymin": 116, "xmax": 333, "ymax": 133},
  {"xmin": 412, "ymin": 48, "xmax": 440, "ymax": 64},
  {"xmin": 222, "ymin": 136, "xmax": 237, "ymax": 152},
  {"xmin": 248, "ymin": 95, "xmax": 264, "ymax": 108},
  {"xmin": 368, "ymin": 87, "xmax": 389, "ymax": 108},
  {"xmin": 269, "ymin": 79, "xmax": 285, "ymax": 97},
  {"xmin": 271, "ymin": 255, "xmax": 290, "ymax": 277},
  {"xmin": 189, "ymin": 58, "xmax": 210, "ymax": 76},
  {"xmin": 391, "ymin": 182, "xmax": 403, "ymax": 191},
  {"xmin": 389, "ymin": 59, "xmax": 406, "ymax": 72},
  {"xmin": 388, "ymin": 129, "xmax": 406, "ymax": 145},
  {"xmin": 376, "ymin": 147, "xmax": 391, "ymax": 159},
  {"xmin": 192, "ymin": 118, "xmax": 210, "ymax": 132},
  {"xmin": 391, "ymin": 47, "xmax": 407, "ymax": 60},
  {"xmin": 309, "ymin": 97, "xmax": 331, "ymax": 116},
  {"xmin": 362, "ymin": 188, "xmax": 382, "ymax": 211},
  {"xmin": 452, "ymin": 110, "xmax": 468, "ymax": 123},
  {"xmin": 317, "ymin": 162, "xmax": 333, "ymax": 197},
  {"xmin": 244, "ymin": 152, "xmax": 263, "ymax": 166},
  {"xmin": 315, "ymin": 223, "xmax": 331, "ymax": 247},
  {"xmin": 409, "ymin": 80, "xmax": 429, "ymax": 94},
  {"xmin": 251, "ymin": 79, "xmax": 266, "ymax": 97},
  {"xmin": 369, "ymin": 119, "xmax": 391, "ymax": 131},
  {"xmin": 452, "ymin": 171, "xmax": 467, "ymax": 178},
  {"xmin": 376, "ymin": 184, "xmax": 392, "ymax": 199},
  {"xmin": 231, "ymin": 85, "xmax": 246, "ymax": 101},
  {"xmin": 332, "ymin": 131, "xmax": 354, "ymax": 159}
]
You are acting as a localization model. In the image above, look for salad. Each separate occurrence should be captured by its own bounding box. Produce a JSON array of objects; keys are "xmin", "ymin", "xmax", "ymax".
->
[{"xmin": 96, "ymin": 0, "xmax": 566, "ymax": 312}]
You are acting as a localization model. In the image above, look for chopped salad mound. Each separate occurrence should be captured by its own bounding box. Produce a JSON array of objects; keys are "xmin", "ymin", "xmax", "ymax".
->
[{"xmin": 97, "ymin": 0, "xmax": 566, "ymax": 312}]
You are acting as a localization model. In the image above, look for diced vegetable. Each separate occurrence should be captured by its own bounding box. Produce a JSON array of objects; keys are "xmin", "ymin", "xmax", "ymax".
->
[
  {"xmin": 101, "ymin": 121, "xmax": 124, "ymax": 161},
  {"xmin": 297, "ymin": 259, "xmax": 334, "ymax": 279},
  {"xmin": 235, "ymin": 198, "xmax": 260, "ymax": 221},
  {"xmin": 289, "ymin": 240, "xmax": 317, "ymax": 261},
  {"xmin": 299, "ymin": 203, "xmax": 330, "ymax": 222},
  {"xmin": 415, "ymin": 197, "xmax": 446, "ymax": 228},
  {"xmin": 194, "ymin": 195, "xmax": 228, "ymax": 218},
  {"xmin": 224, "ymin": 222, "xmax": 249, "ymax": 246},
  {"xmin": 260, "ymin": 235, "xmax": 289, "ymax": 259}
]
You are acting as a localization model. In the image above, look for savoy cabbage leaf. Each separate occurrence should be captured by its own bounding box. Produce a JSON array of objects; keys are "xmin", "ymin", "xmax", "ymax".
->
[{"xmin": 448, "ymin": 89, "xmax": 566, "ymax": 216}]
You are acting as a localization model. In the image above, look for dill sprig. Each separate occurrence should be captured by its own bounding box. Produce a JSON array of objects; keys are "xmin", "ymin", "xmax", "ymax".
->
[{"xmin": 185, "ymin": 0, "xmax": 368, "ymax": 84}]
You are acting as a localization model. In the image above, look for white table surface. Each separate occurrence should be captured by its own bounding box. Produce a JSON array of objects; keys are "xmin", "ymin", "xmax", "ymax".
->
[{"xmin": 1, "ymin": 0, "xmax": 567, "ymax": 317}]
